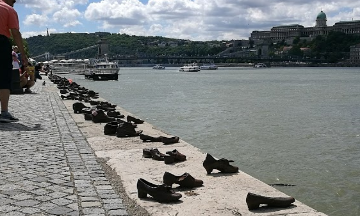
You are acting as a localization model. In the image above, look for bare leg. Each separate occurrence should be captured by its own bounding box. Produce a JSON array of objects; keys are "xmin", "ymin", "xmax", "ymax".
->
[{"xmin": 0, "ymin": 89, "xmax": 10, "ymax": 112}]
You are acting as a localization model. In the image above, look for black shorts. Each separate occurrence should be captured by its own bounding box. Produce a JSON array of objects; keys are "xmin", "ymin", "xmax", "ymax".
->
[{"xmin": 0, "ymin": 34, "xmax": 13, "ymax": 90}]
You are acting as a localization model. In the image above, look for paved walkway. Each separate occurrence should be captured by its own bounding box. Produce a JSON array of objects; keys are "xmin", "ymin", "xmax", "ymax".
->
[{"xmin": 0, "ymin": 79, "xmax": 128, "ymax": 215}]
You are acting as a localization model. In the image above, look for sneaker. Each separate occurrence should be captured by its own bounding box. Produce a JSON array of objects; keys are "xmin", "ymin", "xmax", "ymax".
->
[{"xmin": 0, "ymin": 112, "xmax": 19, "ymax": 123}]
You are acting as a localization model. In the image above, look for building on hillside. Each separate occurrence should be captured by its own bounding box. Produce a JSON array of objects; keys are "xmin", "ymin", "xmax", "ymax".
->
[
  {"xmin": 349, "ymin": 44, "xmax": 360, "ymax": 64},
  {"xmin": 250, "ymin": 11, "xmax": 360, "ymax": 44}
]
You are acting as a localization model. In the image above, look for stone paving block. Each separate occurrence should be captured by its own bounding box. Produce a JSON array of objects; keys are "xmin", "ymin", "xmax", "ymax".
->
[
  {"xmin": 14, "ymin": 200, "xmax": 40, "ymax": 207},
  {"xmin": 19, "ymin": 207, "xmax": 41, "ymax": 214},
  {"xmin": 44, "ymin": 206, "xmax": 74, "ymax": 215},
  {"xmin": 82, "ymin": 207, "xmax": 105, "ymax": 215},
  {"xmin": 4, "ymin": 211, "xmax": 26, "ymax": 216},
  {"xmin": 108, "ymin": 209, "xmax": 129, "ymax": 216},
  {"xmin": 0, "ymin": 204, "xmax": 19, "ymax": 213}
]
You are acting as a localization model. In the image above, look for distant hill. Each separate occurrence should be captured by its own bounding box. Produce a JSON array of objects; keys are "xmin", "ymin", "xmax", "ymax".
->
[{"xmin": 25, "ymin": 33, "xmax": 227, "ymax": 59}]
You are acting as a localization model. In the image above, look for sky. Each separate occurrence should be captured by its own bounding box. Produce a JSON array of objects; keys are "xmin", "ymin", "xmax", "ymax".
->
[{"xmin": 13, "ymin": 0, "xmax": 360, "ymax": 41}]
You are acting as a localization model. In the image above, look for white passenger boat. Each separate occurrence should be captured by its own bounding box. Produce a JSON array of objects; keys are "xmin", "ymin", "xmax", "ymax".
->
[
  {"xmin": 254, "ymin": 63, "xmax": 267, "ymax": 68},
  {"xmin": 153, "ymin": 64, "xmax": 165, "ymax": 69},
  {"xmin": 179, "ymin": 63, "xmax": 200, "ymax": 72},
  {"xmin": 85, "ymin": 56, "xmax": 119, "ymax": 81},
  {"xmin": 200, "ymin": 63, "xmax": 218, "ymax": 70}
]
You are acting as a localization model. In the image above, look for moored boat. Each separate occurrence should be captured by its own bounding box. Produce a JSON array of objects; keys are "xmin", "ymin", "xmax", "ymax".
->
[
  {"xmin": 84, "ymin": 56, "xmax": 119, "ymax": 81},
  {"xmin": 200, "ymin": 63, "xmax": 218, "ymax": 70},
  {"xmin": 179, "ymin": 63, "xmax": 200, "ymax": 72},
  {"xmin": 153, "ymin": 64, "xmax": 165, "ymax": 69},
  {"xmin": 254, "ymin": 63, "xmax": 267, "ymax": 68}
]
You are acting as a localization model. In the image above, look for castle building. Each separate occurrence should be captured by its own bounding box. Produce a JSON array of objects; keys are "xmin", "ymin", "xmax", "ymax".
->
[{"xmin": 250, "ymin": 11, "xmax": 360, "ymax": 44}]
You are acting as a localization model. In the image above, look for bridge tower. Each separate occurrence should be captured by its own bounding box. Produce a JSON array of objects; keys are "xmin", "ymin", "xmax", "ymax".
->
[{"xmin": 97, "ymin": 38, "xmax": 109, "ymax": 57}]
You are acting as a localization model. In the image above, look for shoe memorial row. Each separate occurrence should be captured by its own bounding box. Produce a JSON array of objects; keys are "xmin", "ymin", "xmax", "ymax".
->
[{"xmin": 50, "ymin": 75, "xmax": 296, "ymax": 210}]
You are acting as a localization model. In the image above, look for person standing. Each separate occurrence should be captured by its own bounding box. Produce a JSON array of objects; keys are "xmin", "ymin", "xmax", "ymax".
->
[{"xmin": 0, "ymin": 0, "xmax": 28, "ymax": 122}]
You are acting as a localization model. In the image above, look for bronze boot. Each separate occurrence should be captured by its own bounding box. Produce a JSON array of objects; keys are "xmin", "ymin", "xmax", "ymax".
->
[
  {"xmin": 246, "ymin": 192, "xmax": 295, "ymax": 210},
  {"xmin": 202, "ymin": 153, "xmax": 238, "ymax": 174}
]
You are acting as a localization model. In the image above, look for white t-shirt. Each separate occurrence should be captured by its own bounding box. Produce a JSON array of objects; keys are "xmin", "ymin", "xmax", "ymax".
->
[{"xmin": 12, "ymin": 51, "xmax": 20, "ymax": 69}]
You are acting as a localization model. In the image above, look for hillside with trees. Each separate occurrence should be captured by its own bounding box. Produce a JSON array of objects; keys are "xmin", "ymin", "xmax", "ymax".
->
[{"xmin": 25, "ymin": 33, "xmax": 226, "ymax": 59}]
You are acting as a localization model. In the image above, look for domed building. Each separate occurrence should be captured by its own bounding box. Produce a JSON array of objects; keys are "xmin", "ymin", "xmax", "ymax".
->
[
  {"xmin": 315, "ymin": 11, "xmax": 327, "ymax": 27},
  {"xmin": 250, "ymin": 11, "xmax": 360, "ymax": 44}
]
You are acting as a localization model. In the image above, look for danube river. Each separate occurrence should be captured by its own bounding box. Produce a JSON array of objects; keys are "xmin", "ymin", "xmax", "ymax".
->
[{"xmin": 64, "ymin": 67, "xmax": 360, "ymax": 215}]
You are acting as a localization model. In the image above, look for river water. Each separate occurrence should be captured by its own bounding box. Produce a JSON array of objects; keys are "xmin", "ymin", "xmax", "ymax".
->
[{"xmin": 64, "ymin": 67, "xmax": 360, "ymax": 215}]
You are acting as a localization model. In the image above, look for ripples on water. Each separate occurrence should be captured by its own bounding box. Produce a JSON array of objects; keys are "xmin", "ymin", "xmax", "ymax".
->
[{"xmin": 65, "ymin": 67, "xmax": 360, "ymax": 215}]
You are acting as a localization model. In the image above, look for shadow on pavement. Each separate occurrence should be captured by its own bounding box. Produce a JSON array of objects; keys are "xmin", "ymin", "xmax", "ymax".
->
[{"xmin": 0, "ymin": 123, "xmax": 43, "ymax": 131}]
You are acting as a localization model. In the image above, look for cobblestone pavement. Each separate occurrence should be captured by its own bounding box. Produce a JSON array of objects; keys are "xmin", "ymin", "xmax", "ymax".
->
[{"xmin": 0, "ymin": 79, "xmax": 128, "ymax": 215}]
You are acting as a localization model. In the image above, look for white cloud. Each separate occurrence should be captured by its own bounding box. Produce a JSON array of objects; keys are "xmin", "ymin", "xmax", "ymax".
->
[
  {"xmin": 53, "ymin": 8, "xmax": 82, "ymax": 27},
  {"xmin": 23, "ymin": 14, "xmax": 49, "ymax": 26}
]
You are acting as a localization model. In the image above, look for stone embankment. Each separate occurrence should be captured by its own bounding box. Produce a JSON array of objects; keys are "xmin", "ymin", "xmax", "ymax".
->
[{"xmin": 0, "ymin": 76, "xmax": 327, "ymax": 215}]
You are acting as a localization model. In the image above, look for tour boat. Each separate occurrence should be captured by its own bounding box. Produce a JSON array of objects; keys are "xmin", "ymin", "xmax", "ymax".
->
[
  {"xmin": 153, "ymin": 64, "xmax": 165, "ymax": 69},
  {"xmin": 179, "ymin": 63, "xmax": 200, "ymax": 72},
  {"xmin": 200, "ymin": 63, "xmax": 218, "ymax": 70},
  {"xmin": 85, "ymin": 56, "xmax": 119, "ymax": 81}
]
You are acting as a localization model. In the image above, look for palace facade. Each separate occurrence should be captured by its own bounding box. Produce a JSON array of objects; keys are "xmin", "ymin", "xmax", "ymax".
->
[{"xmin": 250, "ymin": 11, "xmax": 360, "ymax": 44}]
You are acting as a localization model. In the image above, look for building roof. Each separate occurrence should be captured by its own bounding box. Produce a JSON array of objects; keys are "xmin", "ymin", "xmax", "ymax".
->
[{"xmin": 317, "ymin": 11, "xmax": 327, "ymax": 20}]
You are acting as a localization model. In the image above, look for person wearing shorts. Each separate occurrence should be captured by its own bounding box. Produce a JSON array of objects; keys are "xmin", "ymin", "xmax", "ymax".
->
[{"xmin": 0, "ymin": 0, "xmax": 28, "ymax": 122}]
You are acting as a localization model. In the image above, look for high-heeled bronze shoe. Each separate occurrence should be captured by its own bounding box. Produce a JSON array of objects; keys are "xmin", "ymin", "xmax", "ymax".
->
[
  {"xmin": 202, "ymin": 153, "xmax": 238, "ymax": 174},
  {"xmin": 246, "ymin": 192, "xmax": 295, "ymax": 210},
  {"xmin": 163, "ymin": 172, "xmax": 203, "ymax": 188},
  {"xmin": 137, "ymin": 178, "xmax": 182, "ymax": 203}
]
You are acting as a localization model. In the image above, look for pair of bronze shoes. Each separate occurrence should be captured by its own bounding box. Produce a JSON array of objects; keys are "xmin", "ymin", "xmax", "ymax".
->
[
  {"xmin": 202, "ymin": 153, "xmax": 238, "ymax": 174},
  {"xmin": 137, "ymin": 178, "xmax": 182, "ymax": 203},
  {"xmin": 139, "ymin": 134, "xmax": 180, "ymax": 145},
  {"xmin": 142, "ymin": 148, "xmax": 186, "ymax": 164},
  {"xmin": 164, "ymin": 149, "xmax": 186, "ymax": 164},
  {"xmin": 246, "ymin": 192, "xmax": 295, "ymax": 210},
  {"xmin": 163, "ymin": 172, "xmax": 203, "ymax": 188},
  {"xmin": 143, "ymin": 148, "xmax": 166, "ymax": 161}
]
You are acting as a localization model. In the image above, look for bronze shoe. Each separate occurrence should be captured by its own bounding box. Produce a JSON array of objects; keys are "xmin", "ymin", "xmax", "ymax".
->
[
  {"xmin": 116, "ymin": 122, "xmax": 142, "ymax": 137},
  {"xmin": 92, "ymin": 110, "xmax": 115, "ymax": 123},
  {"xmin": 202, "ymin": 153, "xmax": 238, "ymax": 174},
  {"xmin": 104, "ymin": 121, "xmax": 118, "ymax": 135},
  {"xmin": 127, "ymin": 115, "xmax": 144, "ymax": 124},
  {"xmin": 73, "ymin": 102, "xmax": 89, "ymax": 114},
  {"xmin": 107, "ymin": 110, "xmax": 125, "ymax": 118},
  {"xmin": 246, "ymin": 192, "xmax": 295, "ymax": 210},
  {"xmin": 142, "ymin": 148, "xmax": 152, "ymax": 158},
  {"xmin": 163, "ymin": 172, "xmax": 203, "ymax": 188},
  {"xmin": 166, "ymin": 149, "xmax": 186, "ymax": 162},
  {"xmin": 162, "ymin": 136, "xmax": 179, "ymax": 145},
  {"xmin": 137, "ymin": 178, "xmax": 182, "ymax": 203},
  {"xmin": 139, "ymin": 134, "xmax": 163, "ymax": 142},
  {"xmin": 150, "ymin": 148, "xmax": 166, "ymax": 161},
  {"xmin": 164, "ymin": 155, "xmax": 175, "ymax": 164}
]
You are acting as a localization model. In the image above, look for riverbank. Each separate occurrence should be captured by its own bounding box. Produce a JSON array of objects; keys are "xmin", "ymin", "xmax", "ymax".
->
[{"xmin": 55, "ymin": 76, "xmax": 327, "ymax": 215}]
